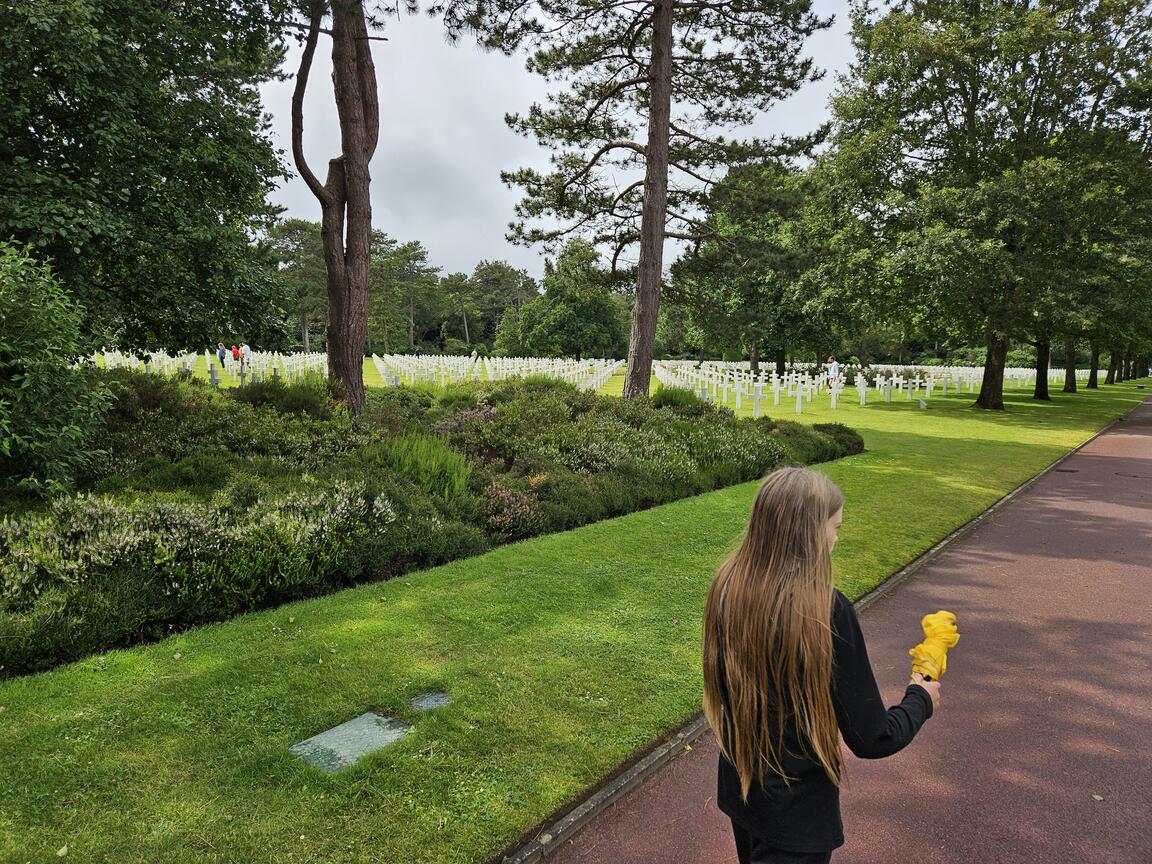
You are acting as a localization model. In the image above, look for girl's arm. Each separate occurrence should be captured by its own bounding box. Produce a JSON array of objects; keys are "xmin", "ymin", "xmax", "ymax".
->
[{"xmin": 830, "ymin": 591, "xmax": 934, "ymax": 759}]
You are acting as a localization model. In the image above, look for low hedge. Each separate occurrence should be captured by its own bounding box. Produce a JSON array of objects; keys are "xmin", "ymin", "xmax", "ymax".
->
[
  {"xmin": 813, "ymin": 423, "xmax": 866, "ymax": 457},
  {"xmin": 0, "ymin": 373, "xmax": 862, "ymax": 676},
  {"xmin": 770, "ymin": 420, "xmax": 844, "ymax": 464}
]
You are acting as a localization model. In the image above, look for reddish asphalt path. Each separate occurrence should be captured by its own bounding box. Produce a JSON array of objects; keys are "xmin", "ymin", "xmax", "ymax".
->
[{"xmin": 549, "ymin": 398, "xmax": 1152, "ymax": 864}]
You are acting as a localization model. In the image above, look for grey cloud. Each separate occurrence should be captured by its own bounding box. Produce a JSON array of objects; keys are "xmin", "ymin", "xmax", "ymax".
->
[{"xmin": 260, "ymin": 1, "xmax": 852, "ymax": 280}]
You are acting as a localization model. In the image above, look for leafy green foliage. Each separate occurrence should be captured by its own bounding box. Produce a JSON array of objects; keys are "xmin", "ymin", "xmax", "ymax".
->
[
  {"xmin": 503, "ymin": 241, "xmax": 628, "ymax": 358},
  {"xmin": 669, "ymin": 163, "xmax": 825, "ymax": 366},
  {"xmin": 232, "ymin": 371, "xmax": 336, "ymax": 419},
  {"xmin": 0, "ymin": 0, "xmax": 293, "ymax": 347},
  {"xmin": 470, "ymin": 0, "xmax": 831, "ymax": 259},
  {"xmin": 823, "ymin": 0, "xmax": 1152, "ymax": 405},
  {"xmin": 380, "ymin": 433, "xmax": 474, "ymax": 509},
  {"xmin": 0, "ymin": 244, "xmax": 110, "ymax": 493},
  {"xmin": 0, "ymin": 369, "xmax": 858, "ymax": 673},
  {"xmin": 650, "ymin": 387, "xmax": 704, "ymax": 409},
  {"xmin": 769, "ymin": 420, "xmax": 843, "ymax": 465},
  {"xmin": 812, "ymin": 423, "xmax": 865, "ymax": 457}
]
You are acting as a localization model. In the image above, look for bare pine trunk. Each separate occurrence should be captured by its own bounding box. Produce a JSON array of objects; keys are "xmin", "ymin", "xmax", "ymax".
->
[
  {"xmin": 775, "ymin": 349, "xmax": 786, "ymax": 376},
  {"xmin": 749, "ymin": 343, "xmax": 759, "ymax": 376},
  {"xmin": 975, "ymin": 328, "xmax": 1008, "ymax": 410},
  {"xmin": 301, "ymin": 314, "xmax": 311, "ymax": 352},
  {"xmin": 1086, "ymin": 343, "xmax": 1099, "ymax": 389},
  {"xmin": 1033, "ymin": 337, "xmax": 1050, "ymax": 401},
  {"xmin": 1062, "ymin": 336, "xmax": 1077, "ymax": 393},
  {"xmin": 623, "ymin": 0, "xmax": 672, "ymax": 399},
  {"xmin": 462, "ymin": 310, "xmax": 470, "ymax": 344},
  {"xmin": 1105, "ymin": 349, "xmax": 1118, "ymax": 385}
]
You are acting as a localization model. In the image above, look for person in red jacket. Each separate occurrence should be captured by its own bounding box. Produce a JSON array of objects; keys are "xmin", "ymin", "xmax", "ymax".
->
[{"xmin": 230, "ymin": 344, "xmax": 240, "ymax": 362}]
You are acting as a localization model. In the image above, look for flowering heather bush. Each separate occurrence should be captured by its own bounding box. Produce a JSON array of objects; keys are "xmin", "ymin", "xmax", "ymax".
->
[
  {"xmin": 0, "ymin": 482, "xmax": 397, "ymax": 675},
  {"xmin": 482, "ymin": 479, "xmax": 543, "ymax": 540}
]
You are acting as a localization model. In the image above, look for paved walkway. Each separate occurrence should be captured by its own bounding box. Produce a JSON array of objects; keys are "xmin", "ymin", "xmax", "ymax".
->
[{"xmin": 549, "ymin": 398, "xmax": 1152, "ymax": 864}]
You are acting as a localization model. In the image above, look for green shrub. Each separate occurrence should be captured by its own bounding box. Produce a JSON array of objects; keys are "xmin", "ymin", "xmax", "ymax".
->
[
  {"xmin": 363, "ymin": 386, "xmax": 435, "ymax": 434},
  {"xmin": 770, "ymin": 421, "xmax": 844, "ymax": 464},
  {"xmin": 650, "ymin": 386, "xmax": 704, "ymax": 409},
  {"xmin": 380, "ymin": 433, "xmax": 474, "ymax": 509},
  {"xmin": 0, "ymin": 356, "xmax": 862, "ymax": 674},
  {"xmin": 482, "ymin": 477, "xmax": 543, "ymax": 540},
  {"xmin": 82, "ymin": 370, "xmax": 364, "ymax": 483},
  {"xmin": 232, "ymin": 371, "xmax": 335, "ymax": 419},
  {"xmin": 0, "ymin": 476, "xmax": 495, "ymax": 676},
  {"xmin": 0, "ymin": 243, "xmax": 110, "ymax": 493},
  {"xmin": 812, "ymin": 423, "xmax": 865, "ymax": 457}
]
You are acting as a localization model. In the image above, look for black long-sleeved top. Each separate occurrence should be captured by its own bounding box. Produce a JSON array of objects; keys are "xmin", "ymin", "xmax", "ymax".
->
[{"xmin": 717, "ymin": 589, "xmax": 933, "ymax": 853}]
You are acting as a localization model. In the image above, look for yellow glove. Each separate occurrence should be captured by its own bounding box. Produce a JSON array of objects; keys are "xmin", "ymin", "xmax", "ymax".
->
[{"xmin": 909, "ymin": 610, "xmax": 959, "ymax": 680}]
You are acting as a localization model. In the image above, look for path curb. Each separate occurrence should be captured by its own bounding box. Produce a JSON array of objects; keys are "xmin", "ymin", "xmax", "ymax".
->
[{"xmin": 495, "ymin": 396, "xmax": 1149, "ymax": 864}]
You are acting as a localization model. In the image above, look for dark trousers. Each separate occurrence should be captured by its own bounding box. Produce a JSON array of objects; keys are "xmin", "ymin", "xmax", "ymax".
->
[{"xmin": 731, "ymin": 821, "xmax": 833, "ymax": 864}]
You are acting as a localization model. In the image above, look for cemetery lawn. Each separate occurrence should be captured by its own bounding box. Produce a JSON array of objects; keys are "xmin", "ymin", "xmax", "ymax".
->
[{"xmin": 1, "ymin": 380, "xmax": 1146, "ymax": 864}]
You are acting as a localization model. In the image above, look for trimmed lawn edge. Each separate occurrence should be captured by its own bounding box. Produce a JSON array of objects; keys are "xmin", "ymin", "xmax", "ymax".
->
[{"xmin": 490, "ymin": 395, "xmax": 1150, "ymax": 864}]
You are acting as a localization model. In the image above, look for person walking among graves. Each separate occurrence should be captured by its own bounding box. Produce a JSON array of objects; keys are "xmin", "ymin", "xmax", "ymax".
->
[
  {"xmin": 240, "ymin": 341, "xmax": 251, "ymax": 369},
  {"xmin": 702, "ymin": 467, "xmax": 941, "ymax": 863},
  {"xmin": 825, "ymin": 356, "xmax": 840, "ymax": 393},
  {"xmin": 216, "ymin": 342, "xmax": 227, "ymax": 368},
  {"xmin": 230, "ymin": 344, "xmax": 241, "ymax": 364}
]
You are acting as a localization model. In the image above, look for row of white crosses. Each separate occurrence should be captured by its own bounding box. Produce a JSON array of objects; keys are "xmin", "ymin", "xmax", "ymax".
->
[
  {"xmin": 654, "ymin": 360, "xmax": 1086, "ymax": 414},
  {"xmin": 373, "ymin": 353, "xmax": 625, "ymax": 392},
  {"xmin": 201, "ymin": 349, "xmax": 327, "ymax": 386},
  {"xmin": 99, "ymin": 349, "xmax": 196, "ymax": 376},
  {"xmin": 654, "ymin": 362, "xmax": 834, "ymax": 417}
]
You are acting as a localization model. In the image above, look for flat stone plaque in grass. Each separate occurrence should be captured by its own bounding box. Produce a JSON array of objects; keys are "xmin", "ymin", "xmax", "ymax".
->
[
  {"xmin": 289, "ymin": 712, "xmax": 409, "ymax": 773},
  {"xmin": 410, "ymin": 691, "xmax": 451, "ymax": 710}
]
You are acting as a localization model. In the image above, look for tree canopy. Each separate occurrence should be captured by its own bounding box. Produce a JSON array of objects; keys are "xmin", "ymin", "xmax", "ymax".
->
[{"xmin": 0, "ymin": 0, "xmax": 292, "ymax": 349}]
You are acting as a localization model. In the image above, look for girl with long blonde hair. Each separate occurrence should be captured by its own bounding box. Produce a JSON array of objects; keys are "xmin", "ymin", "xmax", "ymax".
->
[{"xmin": 703, "ymin": 467, "xmax": 940, "ymax": 863}]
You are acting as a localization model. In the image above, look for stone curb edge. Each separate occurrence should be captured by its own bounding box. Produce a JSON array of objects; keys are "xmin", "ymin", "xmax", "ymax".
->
[{"xmin": 495, "ymin": 395, "xmax": 1149, "ymax": 864}]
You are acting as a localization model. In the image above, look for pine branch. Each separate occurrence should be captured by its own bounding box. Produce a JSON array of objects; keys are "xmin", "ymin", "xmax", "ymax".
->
[{"xmin": 563, "ymin": 139, "xmax": 648, "ymax": 191}]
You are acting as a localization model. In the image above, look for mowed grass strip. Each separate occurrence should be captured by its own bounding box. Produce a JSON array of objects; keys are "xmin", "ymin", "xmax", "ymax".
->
[{"xmin": 1, "ymin": 379, "xmax": 1146, "ymax": 864}]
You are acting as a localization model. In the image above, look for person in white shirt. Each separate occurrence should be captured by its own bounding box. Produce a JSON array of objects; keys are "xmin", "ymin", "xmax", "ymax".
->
[
  {"xmin": 826, "ymin": 356, "xmax": 840, "ymax": 392},
  {"xmin": 240, "ymin": 342, "xmax": 251, "ymax": 369}
]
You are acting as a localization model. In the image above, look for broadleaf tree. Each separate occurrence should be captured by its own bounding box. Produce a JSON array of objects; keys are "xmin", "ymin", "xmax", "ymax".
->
[
  {"xmin": 0, "ymin": 0, "xmax": 292, "ymax": 349},
  {"xmin": 829, "ymin": 0, "xmax": 1152, "ymax": 408}
]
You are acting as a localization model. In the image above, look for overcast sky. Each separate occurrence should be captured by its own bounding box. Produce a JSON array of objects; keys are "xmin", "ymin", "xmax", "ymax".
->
[{"xmin": 258, "ymin": 1, "xmax": 853, "ymax": 281}]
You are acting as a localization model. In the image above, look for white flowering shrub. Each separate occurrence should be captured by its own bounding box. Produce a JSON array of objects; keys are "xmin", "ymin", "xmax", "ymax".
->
[{"xmin": 0, "ymin": 482, "xmax": 397, "ymax": 675}]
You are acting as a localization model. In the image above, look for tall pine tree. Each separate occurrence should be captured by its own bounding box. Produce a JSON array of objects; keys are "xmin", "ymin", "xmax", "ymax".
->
[{"xmin": 455, "ymin": 0, "xmax": 829, "ymax": 396}]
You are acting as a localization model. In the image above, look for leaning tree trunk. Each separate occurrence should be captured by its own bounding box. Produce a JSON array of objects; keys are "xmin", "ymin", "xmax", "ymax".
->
[
  {"xmin": 290, "ymin": 0, "xmax": 378, "ymax": 414},
  {"xmin": 1062, "ymin": 336, "xmax": 1077, "ymax": 393},
  {"xmin": 1033, "ymin": 337, "xmax": 1050, "ymax": 401},
  {"xmin": 1086, "ymin": 343, "xmax": 1100, "ymax": 389},
  {"xmin": 1105, "ymin": 349, "xmax": 1118, "ymax": 385},
  {"xmin": 623, "ymin": 0, "xmax": 672, "ymax": 399},
  {"xmin": 975, "ymin": 327, "xmax": 1008, "ymax": 410}
]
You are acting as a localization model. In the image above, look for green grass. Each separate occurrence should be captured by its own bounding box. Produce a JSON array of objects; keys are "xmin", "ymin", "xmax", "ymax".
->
[{"xmin": 1, "ymin": 377, "xmax": 1147, "ymax": 863}]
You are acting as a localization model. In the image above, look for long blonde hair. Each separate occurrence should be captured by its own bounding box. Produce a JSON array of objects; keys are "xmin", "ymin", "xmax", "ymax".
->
[{"xmin": 702, "ymin": 467, "xmax": 845, "ymax": 799}]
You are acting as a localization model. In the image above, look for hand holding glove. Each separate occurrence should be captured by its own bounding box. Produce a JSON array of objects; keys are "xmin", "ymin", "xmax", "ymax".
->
[{"xmin": 909, "ymin": 610, "xmax": 959, "ymax": 681}]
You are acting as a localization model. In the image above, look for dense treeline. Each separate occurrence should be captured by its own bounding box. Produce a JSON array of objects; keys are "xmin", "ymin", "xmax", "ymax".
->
[{"xmin": 2, "ymin": 0, "xmax": 1150, "ymax": 412}]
